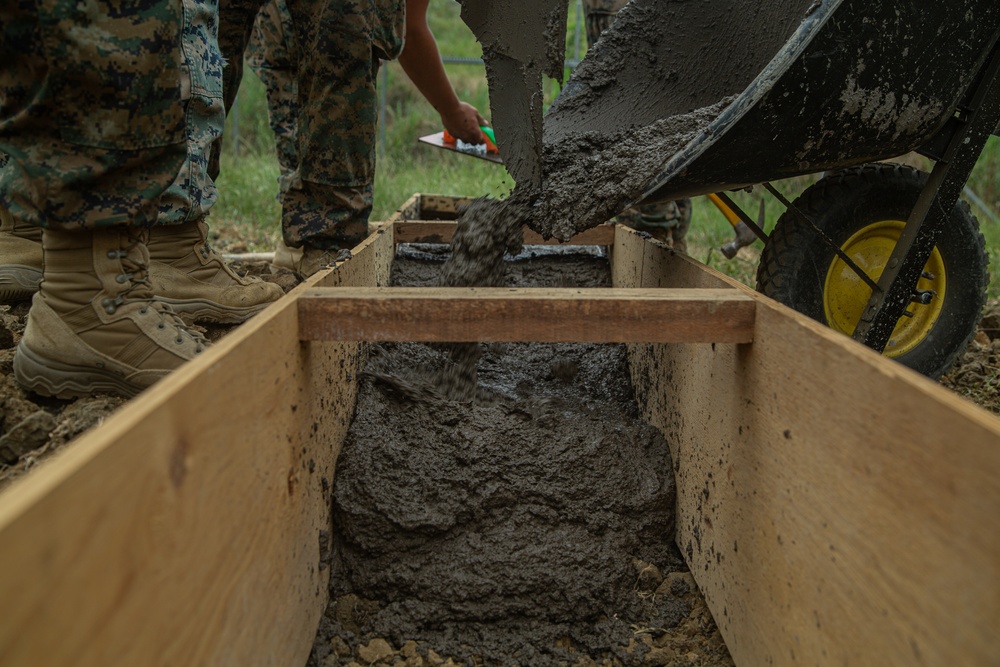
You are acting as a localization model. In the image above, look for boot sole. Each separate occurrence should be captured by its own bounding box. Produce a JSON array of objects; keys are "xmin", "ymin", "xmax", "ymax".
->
[
  {"xmin": 13, "ymin": 342, "xmax": 144, "ymax": 400},
  {"xmin": 0, "ymin": 266, "xmax": 42, "ymax": 303},
  {"xmin": 152, "ymin": 297, "xmax": 272, "ymax": 325}
]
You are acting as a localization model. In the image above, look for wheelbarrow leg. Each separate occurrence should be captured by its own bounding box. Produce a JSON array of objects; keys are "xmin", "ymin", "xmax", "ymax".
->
[{"xmin": 852, "ymin": 41, "xmax": 1000, "ymax": 354}]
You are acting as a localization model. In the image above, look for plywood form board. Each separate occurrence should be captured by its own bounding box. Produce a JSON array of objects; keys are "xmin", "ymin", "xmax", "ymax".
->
[
  {"xmin": 379, "ymin": 194, "xmax": 615, "ymax": 246},
  {"xmin": 0, "ymin": 228, "xmax": 394, "ymax": 666},
  {"xmin": 297, "ymin": 286, "xmax": 754, "ymax": 343},
  {"xmin": 389, "ymin": 221, "xmax": 615, "ymax": 246},
  {"xmin": 381, "ymin": 193, "xmax": 476, "ymax": 226},
  {"xmin": 384, "ymin": 192, "xmax": 423, "ymax": 224},
  {"xmin": 611, "ymin": 227, "xmax": 1000, "ymax": 666},
  {"xmin": 418, "ymin": 193, "xmax": 477, "ymax": 218}
]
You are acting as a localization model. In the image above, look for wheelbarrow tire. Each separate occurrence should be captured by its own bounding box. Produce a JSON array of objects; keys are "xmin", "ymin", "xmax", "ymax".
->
[{"xmin": 756, "ymin": 163, "xmax": 988, "ymax": 379}]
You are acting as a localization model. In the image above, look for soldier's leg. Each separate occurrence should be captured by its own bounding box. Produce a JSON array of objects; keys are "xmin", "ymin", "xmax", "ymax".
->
[
  {"xmin": 634, "ymin": 198, "xmax": 693, "ymax": 253},
  {"xmin": 1, "ymin": 0, "xmax": 209, "ymax": 398},
  {"xmin": 583, "ymin": 0, "xmax": 630, "ymax": 47},
  {"xmin": 211, "ymin": 0, "xmax": 269, "ymax": 181},
  {"xmin": 150, "ymin": 0, "xmax": 283, "ymax": 324},
  {"xmin": 248, "ymin": 0, "xmax": 299, "ymax": 192},
  {"xmin": 668, "ymin": 198, "xmax": 692, "ymax": 254},
  {"xmin": 0, "ymin": 158, "xmax": 42, "ymax": 302},
  {"xmin": 272, "ymin": 0, "xmax": 403, "ymax": 276}
]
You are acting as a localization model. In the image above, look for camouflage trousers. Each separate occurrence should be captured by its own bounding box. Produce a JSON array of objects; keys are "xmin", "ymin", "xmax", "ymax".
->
[
  {"xmin": 157, "ymin": 0, "xmax": 227, "ymax": 226},
  {"xmin": 582, "ymin": 0, "xmax": 692, "ymax": 250},
  {"xmin": 247, "ymin": 0, "xmax": 298, "ymax": 197},
  {"xmin": 219, "ymin": 0, "xmax": 405, "ymax": 250},
  {"xmin": 582, "ymin": 0, "xmax": 629, "ymax": 48},
  {"xmin": 616, "ymin": 199, "xmax": 692, "ymax": 253},
  {"xmin": 0, "ymin": 0, "xmax": 190, "ymax": 230}
]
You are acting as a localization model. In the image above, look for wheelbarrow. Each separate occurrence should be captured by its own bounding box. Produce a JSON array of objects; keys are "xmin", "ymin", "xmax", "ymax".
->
[{"xmin": 463, "ymin": 0, "xmax": 1000, "ymax": 378}]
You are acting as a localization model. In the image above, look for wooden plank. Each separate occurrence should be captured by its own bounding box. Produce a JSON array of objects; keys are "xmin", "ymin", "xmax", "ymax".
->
[
  {"xmin": 7, "ymin": 207, "xmax": 997, "ymax": 667},
  {"xmin": 390, "ymin": 221, "xmax": 456, "ymax": 244},
  {"xmin": 391, "ymin": 221, "xmax": 616, "ymax": 246},
  {"xmin": 522, "ymin": 225, "xmax": 615, "ymax": 246},
  {"xmin": 419, "ymin": 193, "xmax": 477, "ymax": 216},
  {"xmin": 297, "ymin": 286, "xmax": 755, "ymax": 343},
  {"xmin": 380, "ymin": 193, "xmax": 476, "ymax": 229},
  {"xmin": 0, "ymin": 229, "xmax": 394, "ymax": 666},
  {"xmin": 382, "ymin": 197, "xmax": 615, "ymax": 245},
  {"xmin": 383, "ymin": 192, "xmax": 422, "ymax": 225},
  {"xmin": 612, "ymin": 225, "xmax": 1000, "ymax": 666}
]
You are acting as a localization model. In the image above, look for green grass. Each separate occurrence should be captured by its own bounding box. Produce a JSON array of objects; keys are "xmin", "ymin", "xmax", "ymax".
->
[{"xmin": 211, "ymin": 0, "xmax": 1000, "ymax": 300}]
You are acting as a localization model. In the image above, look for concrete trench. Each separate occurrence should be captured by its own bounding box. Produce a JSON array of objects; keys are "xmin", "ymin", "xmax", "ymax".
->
[{"xmin": 307, "ymin": 246, "xmax": 733, "ymax": 667}]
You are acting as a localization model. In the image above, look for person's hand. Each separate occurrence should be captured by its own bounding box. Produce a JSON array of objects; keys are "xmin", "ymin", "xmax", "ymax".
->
[{"xmin": 441, "ymin": 101, "xmax": 488, "ymax": 145}]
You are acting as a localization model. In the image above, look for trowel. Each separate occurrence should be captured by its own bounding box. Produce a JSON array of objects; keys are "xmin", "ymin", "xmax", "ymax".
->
[{"xmin": 417, "ymin": 126, "xmax": 503, "ymax": 164}]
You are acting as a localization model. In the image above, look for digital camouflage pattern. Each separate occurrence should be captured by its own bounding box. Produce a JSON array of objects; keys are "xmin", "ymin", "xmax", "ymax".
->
[
  {"xmin": 582, "ymin": 0, "xmax": 629, "ymax": 47},
  {"xmin": 615, "ymin": 198, "xmax": 692, "ymax": 252},
  {"xmin": 247, "ymin": 0, "xmax": 299, "ymax": 195},
  {"xmin": 0, "ymin": 0, "xmax": 188, "ymax": 230},
  {"xmin": 219, "ymin": 0, "xmax": 405, "ymax": 250},
  {"xmin": 156, "ymin": 0, "xmax": 227, "ymax": 226},
  {"xmin": 582, "ymin": 0, "xmax": 692, "ymax": 250}
]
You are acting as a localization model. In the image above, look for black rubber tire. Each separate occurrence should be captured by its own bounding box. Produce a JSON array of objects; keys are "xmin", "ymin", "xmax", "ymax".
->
[{"xmin": 756, "ymin": 163, "xmax": 989, "ymax": 379}]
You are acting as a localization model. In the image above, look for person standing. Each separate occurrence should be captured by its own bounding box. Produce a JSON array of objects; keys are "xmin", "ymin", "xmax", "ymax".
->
[
  {"xmin": 2, "ymin": 0, "xmax": 285, "ymax": 399},
  {"xmin": 1, "ymin": 0, "xmax": 210, "ymax": 398},
  {"xmin": 0, "ymin": 0, "xmax": 284, "ymax": 322},
  {"xmin": 241, "ymin": 0, "xmax": 489, "ymax": 276},
  {"xmin": 214, "ymin": 0, "xmax": 408, "ymax": 276}
]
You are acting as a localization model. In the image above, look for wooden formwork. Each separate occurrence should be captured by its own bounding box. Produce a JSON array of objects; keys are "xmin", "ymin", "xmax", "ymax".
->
[{"xmin": 1, "ymin": 193, "xmax": 998, "ymax": 666}]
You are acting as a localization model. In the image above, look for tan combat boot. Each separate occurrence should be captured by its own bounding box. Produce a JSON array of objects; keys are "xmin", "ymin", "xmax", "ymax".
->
[
  {"xmin": 14, "ymin": 227, "xmax": 208, "ymax": 399},
  {"xmin": 271, "ymin": 242, "xmax": 347, "ymax": 278},
  {"xmin": 146, "ymin": 220, "xmax": 284, "ymax": 324},
  {"xmin": 0, "ymin": 205, "xmax": 43, "ymax": 302}
]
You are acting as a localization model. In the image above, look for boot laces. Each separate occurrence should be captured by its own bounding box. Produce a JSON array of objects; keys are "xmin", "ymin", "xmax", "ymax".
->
[
  {"xmin": 107, "ymin": 233, "xmax": 208, "ymax": 352},
  {"xmin": 111, "ymin": 233, "xmax": 157, "ymax": 303}
]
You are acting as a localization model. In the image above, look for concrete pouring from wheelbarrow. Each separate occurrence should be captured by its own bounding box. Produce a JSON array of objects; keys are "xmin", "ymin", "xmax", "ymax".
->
[{"xmin": 2, "ymin": 211, "xmax": 1000, "ymax": 666}]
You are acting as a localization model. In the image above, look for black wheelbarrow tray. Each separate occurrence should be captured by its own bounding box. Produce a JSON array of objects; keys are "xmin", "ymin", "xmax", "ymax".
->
[{"xmin": 544, "ymin": 0, "xmax": 1000, "ymax": 378}]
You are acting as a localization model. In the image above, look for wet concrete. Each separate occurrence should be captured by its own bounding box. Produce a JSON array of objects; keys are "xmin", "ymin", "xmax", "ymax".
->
[
  {"xmin": 459, "ymin": 0, "xmax": 568, "ymax": 188},
  {"xmin": 541, "ymin": 0, "xmax": 813, "ymax": 145},
  {"xmin": 317, "ymin": 3, "xmax": 785, "ymax": 661},
  {"xmin": 325, "ymin": 252, "xmax": 687, "ymax": 665},
  {"xmin": 455, "ymin": 0, "xmax": 818, "ymax": 243},
  {"xmin": 535, "ymin": 97, "xmax": 736, "ymax": 240}
]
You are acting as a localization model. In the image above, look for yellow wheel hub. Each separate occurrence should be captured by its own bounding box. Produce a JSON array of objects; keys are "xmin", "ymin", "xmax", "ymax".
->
[{"xmin": 823, "ymin": 220, "xmax": 946, "ymax": 358}]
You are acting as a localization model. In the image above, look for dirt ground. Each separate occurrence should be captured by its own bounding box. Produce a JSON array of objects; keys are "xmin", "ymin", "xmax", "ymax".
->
[{"xmin": 1, "ymin": 241, "xmax": 999, "ymax": 666}]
